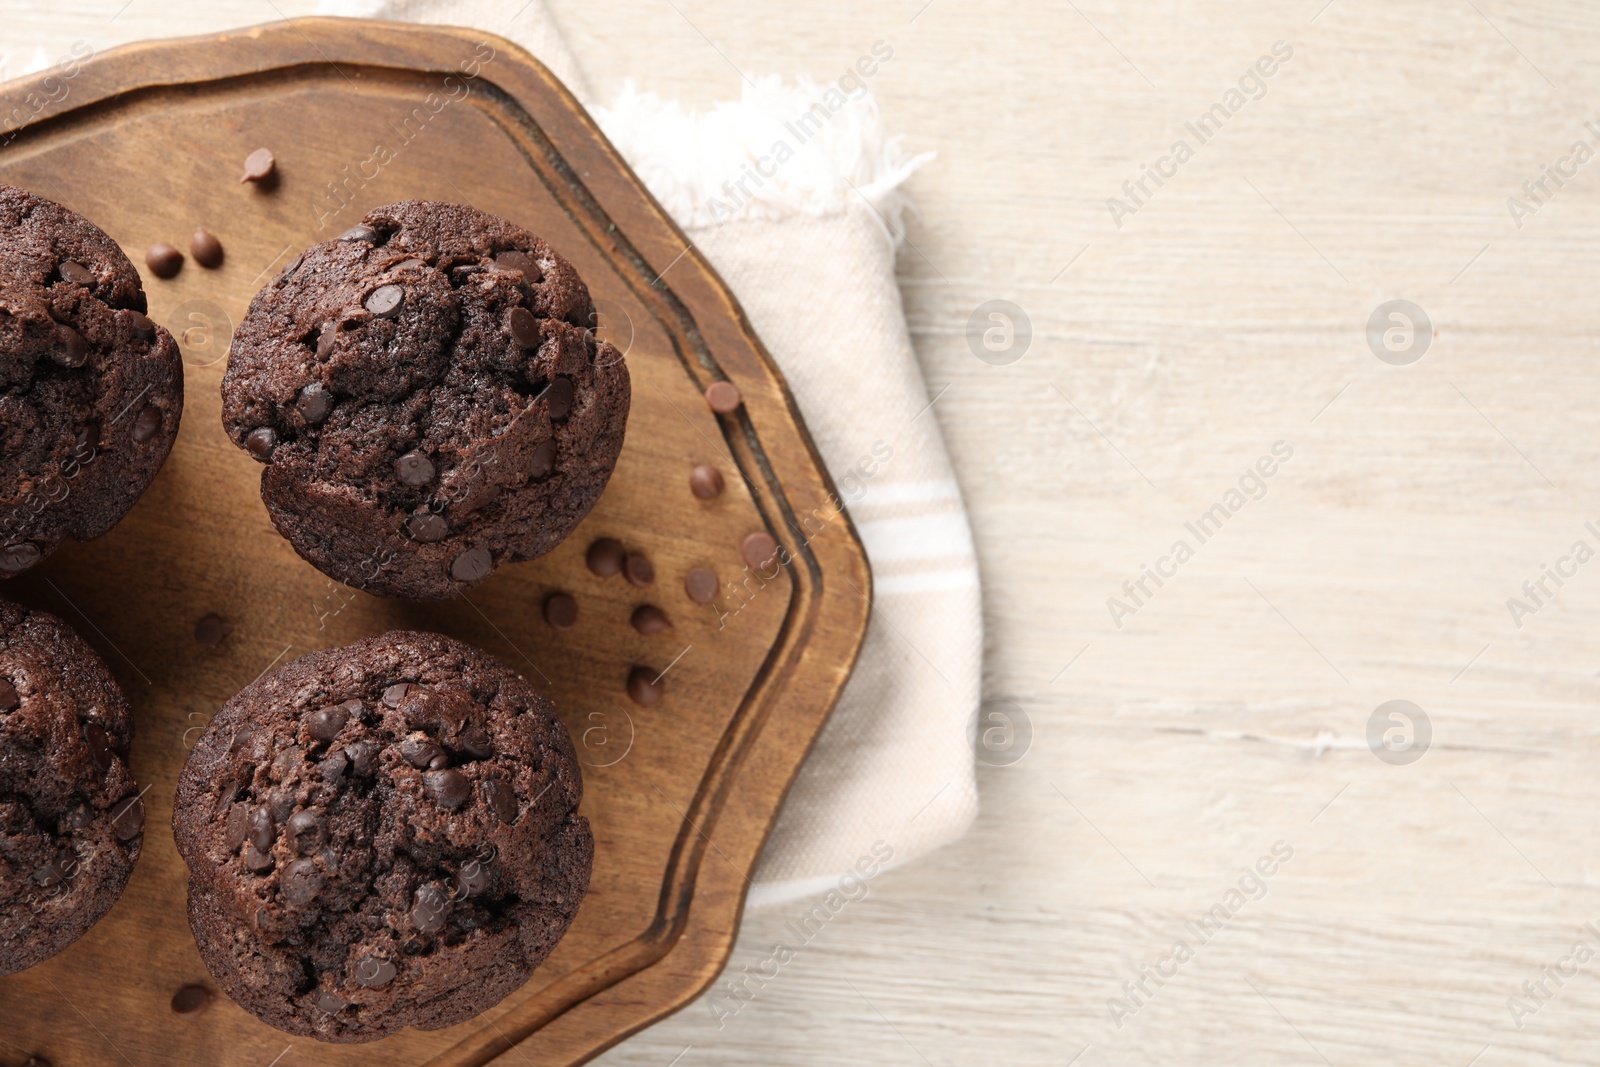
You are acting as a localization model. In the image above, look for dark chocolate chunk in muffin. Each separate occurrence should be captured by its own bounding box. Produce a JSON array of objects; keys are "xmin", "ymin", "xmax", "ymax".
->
[
  {"xmin": 172, "ymin": 630, "xmax": 592, "ymax": 1042},
  {"xmin": 220, "ymin": 200, "xmax": 631, "ymax": 600},
  {"xmin": 0, "ymin": 185, "xmax": 185, "ymax": 575},
  {"xmin": 0, "ymin": 597, "xmax": 144, "ymax": 976}
]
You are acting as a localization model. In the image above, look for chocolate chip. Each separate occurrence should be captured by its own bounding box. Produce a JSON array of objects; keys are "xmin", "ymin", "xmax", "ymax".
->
[
  {"xmin": 407, "ymin": 511, "xmax": 448, "ymax": 542},
  {"xmin": 58, "ymin": 260, "xmax": 95, "ymax": 286},
  {"xmin": 126, "ymin": 311, "xmax": 157, "ymax": 342},
  {"xmin": 495, "ymin": 250, "xmax": 542, "ymax": 281},
  {"xmin": 458, "ymin": 724, "xmax": 494, "ymax": 760},
  {"xmin": 395, "ymin": 450, "xmax": 435, "ymax": 485},
  {"xmin": 195, "ymin": 613, "xmax": 233, "ymax": 647},
  {"xmin": 146, "ymin": 243, "xmax": 183, "ymax": 279},
  {"xmin": 543, "ymin": 592, "xmax": 578, "ymax": 630},
  {"xmin": 547, "ymin": 377, "xmax": 574, "ymax": 420},
  {"xmin": 340, "ymin": 224, "xmax": 378, "ymax": 243},
  {"xmin": 248, "ymin": 807, "xmax": 275, "ymax": 852},
  {"xmin": 224, "ymin": 801, "xmax": 250, "ymax": 850},
  {"xmin": 457, "ymin": 858, "xmax": 490, "ymax": 897},
  {"xmin": 269, "ymin": 788, "xmax": 296, "ymax": 820},
  {"xmin": 83, "ymin": 722, "xmax": 113, "ymax": 771},
  {"xmin": 392, "ymin": 257, "xmax": 426, "ymax": 271},
  {"xmin": 244, "ymin": 846, "xmax": 274, "ymax": 872},
  {"xmin": 742, "ymin": 532, "xmax": 780, "ymax": 572},
  {"xmin": 129, "ymin": 403, "xmax": 162, "ymax": 443},
  {"xmin": 316, "ymin": 320, "xmax": 338, "ymax": 358},
  {"xmin": 191, "ymin": 229, "xmax": 224, "ymax": 269},
  {"xmin": 171, "ymin": 984, "xmax": 211, "ymax": 1017},
  {"xmin": 313, "ymin": 989, "xmax": 348, "ymax": 1014},
  {"xmin": 240, "ymin": 148, "xmax": 276, "ymax": 183},
  {"xmin": 245, "ymin": 426, "xmax": 277, "ymax": 459},
  {"xmin": 483, "ymin": 779, "xmax": 518, "ymax": 823},
  {"xmin": 382, "ymin": 683, "xmax": 411, "ymax": 707},
  {"xmin": 401, "ymin": 738, "xmax": 445, "ymax": 769},
  {"xmin": 450, "ymin": 547, "xmax": 493, "ymax": 583},
  {"xmin": 530, "ymin": 438, "xmax": 556, "ymax": 480},
  {"xmin": 356, "ymin": 955, "xmax": 397, "ymax": 988},
  {"xmin": 320, "ymin": 750, "xmax": 348, "ymax": 782},
  {"xmin": 508, "ymin": 306, "xmax": 539, "ymax": 348},
  {"xmin": 53, "ymin": 325, "xmax": 87, "ymax": 368},
  {"xmin": 705, "ymin": 381, "xmax": 742, "ymax": 413},
  {"xmin": 627, "ymin": 666, "xmax": 663, "ymax": 707},
  {"xmin": 0, "ymin": 678, "xmax": 18, "ymax": 710},
  {"xmin": 631, "ymin": 604, "xmax": 672, "ymax": 635},
  {"xmin": 109, "ymin": 794, "xmax": 145, "ymax": 840},
  {"xmin": 281, "ymin": 858, "xmax": 323, "ymax": 905},
  {"xmin": 365, "ymin": 284, "xmax": 404, "ymax": 317},
  {"xmin": 295, "ymin": 382, "xmax": 331, "ymax": 424},
  {"xmin": 624, "ymin": 552, "xmax": 655, "ymax": 588},
  {"xmin": 0, "ymin": 543, "xmax": 40, "ymax": 573},
  {"xmin": 344, "ymin": 741, "xmax": 377, "ymax": 776},
  {"xmin": 302, "ymin": 705, "xmax": 348, "ymax": 743},
  {"xmin": 586, "ymin": 538, "xmax": 625, "ymax": 577},
  {"xmin": 411, "ymin": 886, "xmax": 449, "ymax": 934},
  {"xmin": 32, "ymin": 861, "xmax": 63, "ymax": 888},
  {"xmin": 286, "ymin": 810, "xmax": 324, "ymax": 854},
  {"xmin": 424, "ymin": 768, "xmax": 470, "ymax": 808}
]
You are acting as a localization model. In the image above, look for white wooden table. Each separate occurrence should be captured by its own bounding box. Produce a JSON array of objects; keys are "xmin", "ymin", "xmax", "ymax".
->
[{"xmin": 10, "ymin": 1, "xmax": 1600, "ymax": 1063}]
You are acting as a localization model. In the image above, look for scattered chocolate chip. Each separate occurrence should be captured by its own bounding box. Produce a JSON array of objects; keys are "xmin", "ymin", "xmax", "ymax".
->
[
  {"xmin": 146, "ymin": 243, "xmax": 183, "ymax": 279},
  {"xmin": 411, "ymin": 885, "xmax": 449, "ymax": 934},
  {"xmin": 195, "ymin": 613, "xmax": 233, "ymax": 647},
  {"xmin": 131, "ymin": 404, "xmax": 163, "ymax": 443},
  {"xmin": 245, "ymin": 426, "xmax": 277, "ymax": 459},
  {"xmin": 547, "ymin": 377, "xmax": 574, "ymax": 420},
  {"xmin": 382, "ymin": 683, "xmax": 411, "ymax": 708},
  {"xmin": 401, "ymin": 737, "xmax": 445, "ymax": 769},
  {"xmin": 631, "ymin": 604, "xmax": 672, "ymax": 635},
  {"xmin": 395, "ymin": 450, "xmax": 435, "ymax": 485},
  {"xmin": 624, "ymin": 552, "xmax": 655, "ymax": 588},
  {"xmin": 392, "ymin": 257, "xmax": 426, "ymax": 271},
  {"xmin": 457, "ymin": 858, "xmax": 490, "ymax": 897},
  {"xmin": 742, "ymin": 532, "xmax": 780, "ymax": 572},
  {"xmin": 303, "ymin": 705, "xmax": 348, "ymax": 742},
  {"xmin": 344, "ymin": 741, "xmax": 377, "ymax": 776},
  {"xmin": 543, "ymin": 592, "xmax": 578, "ymax": 630},
  {"xmin": 495, "ymin": 250, "xmax": 542, "ymax": 281},
  {"xmin": 22, "ymin": 1056, "xmax": 52, "ymax": 1067},
  {"xmin": 286, "ymin": 810, "xmax": 324, "ymax": 854},
  {"xmin": 407, "ymin": 511, "xmax": 449, "ymax": 542},
  {"xmin": 586, "ymin": 537, "xmax": 625, "ymax": 577},
  {"xmin": 458, "ymin": 724, "xmax": 494, "ymax": 760},
  {"xmin": 684, "ymin": 463, "xmax": 723, "ymax": 502},
  {"xmin": 341, "ymin": 224, "xmax": 378, "ymax": 243},
  {"xmin": 32, "ymin": 861, "xmax": 63, "ymax": 888},
  {"xmin": 424, "ymin": 769, "xmax": 470, "ymax": 808},
  {"xmin": 126, "ymin": 311, "xmax": 157, "ymax": 342},
  {"xmin": 450, "ymin": 547, "xmax": 493, "ymax": 583},
  {"xmin": 0, "ymin": 543, "xmax": 40, "ymax": 573},
  {"xmin": 627, "ymin": 666, "xmax": 664, "ymax": 707},
  {"xmin": 224, "ymin": 801, "xmax": 250, "ymax": 850},
  {"xmin": 268, "ymin": 788, "xmax": 296, "ymax": 821},
  {"xmin": 52, "ymin": 325, "xmax": 87, "ymax": 368},
  {"xmin": 58, "ymin": 260, "xmax": 95, "ymax": 286},
  {"xmin": 320, "ymin": 750, "xmax": 348, "ymax": 781},
  {"xmin": 313, "ymin": 989, "xmax": 348, "ymax": 1014},
  {"xmin": 705, "ymin": 380, "xmax": 742, "ymax": 413},
  {"xmin": 365, "ymin": 284, "xmax": 404, "ymax": 317},
  {"xmin": 483, "ymin": 779, "xmax": 518, "ymax": 824},
  {"xmin": 171, "ymin": 984, "xmax": 211, "ymax": 1017},
  {"xmin": 684, "ymin": 567, "xmax": 718, "ymax": 604},
  {"xmin": 354, "ymin": 956, "xmax": 396, "ymax": 988},
  {"xmin": 247, "ymin": 806, "xmax": 275, "ymax": 852},
  {"xmin": 281, "ymin": 858, "xmax": 323, "ymax": 905},
  {"xmin": 316, "ymin": 320, "xmax": 338, "ymax": 358},
  {"xmin": 508, "ymin": 306, "xmax": 539, "ymax": 348},
  {"xmin": 530, "ymin": 438, "xmax": 557, "ymax": 480},
  {"xmin": 0, "ymin": 678, "xmax": 18, "ymax": 710},
  {"xmin": 110, "ymin": 794, "xmax": 145, "ymax": 840},
  {"xmin": 191, "ymin": 229, "xmax": 224, "ymax": 269},
  {"xmin": 240, "ymin": 148, "xmax": 277, "ymax": 183},
  {"xmin": 83, "ymin": 722, "xmax": 113, "ymax": 771},
  {"xmin": 244, "ymin": 845, "xmax": 274, "ymax": 872},
  {"xmin": 295, "ymin": 382, "xmax": 331, "ymax": 424}
]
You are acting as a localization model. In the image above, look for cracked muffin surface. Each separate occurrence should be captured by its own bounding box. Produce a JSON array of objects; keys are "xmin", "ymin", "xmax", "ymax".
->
[
  {"xmin": 220, "ymin": 200, "xmax": 631, "ymax": 600},
  {"xmin": 0, "ymin": 184, "xmax": 184, "ymax": 576},
  {"xmin": 172, "ymin": 630, "xmax": 592, "ymax": 1042},
  {"xmin": 0, "ymin": 597, "xmax": 144, "ymax": 976}
]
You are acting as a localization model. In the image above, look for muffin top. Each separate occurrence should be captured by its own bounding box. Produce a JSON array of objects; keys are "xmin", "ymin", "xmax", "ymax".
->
[
  {"xmin": 220, "ymin": 200, "xmax": 630, "ymax": 600},
  {"xmin": 0, "ymin": 184, "xmax": 184, "ymax": 576}
]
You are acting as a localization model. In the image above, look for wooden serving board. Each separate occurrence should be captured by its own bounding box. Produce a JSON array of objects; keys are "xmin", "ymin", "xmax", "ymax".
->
[{"xmin": 0, "ymin": 19, "xmax": 870, "ymax": 1067}]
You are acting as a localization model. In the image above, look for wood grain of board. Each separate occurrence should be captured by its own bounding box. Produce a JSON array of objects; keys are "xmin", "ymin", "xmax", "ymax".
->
[{"xmin": 0, "ymin": 18, "xmax": 869, "ymax": 1067}]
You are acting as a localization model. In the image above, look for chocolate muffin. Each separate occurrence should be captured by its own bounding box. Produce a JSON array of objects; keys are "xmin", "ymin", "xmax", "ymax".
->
[
  {"xmin": 220, "ymin": 201, "xmax": 631, "ymax": 600},
  {"xmin": 0, "ymin": 185, "xmax": 184, "ymax": 577},
  {"xmin": 0, "ymin": 597, "xmax": 145, "ymax": 976},
  {"xmin": 172, "ymin": 630, "xmax": 592, "ymax": 1042}
]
